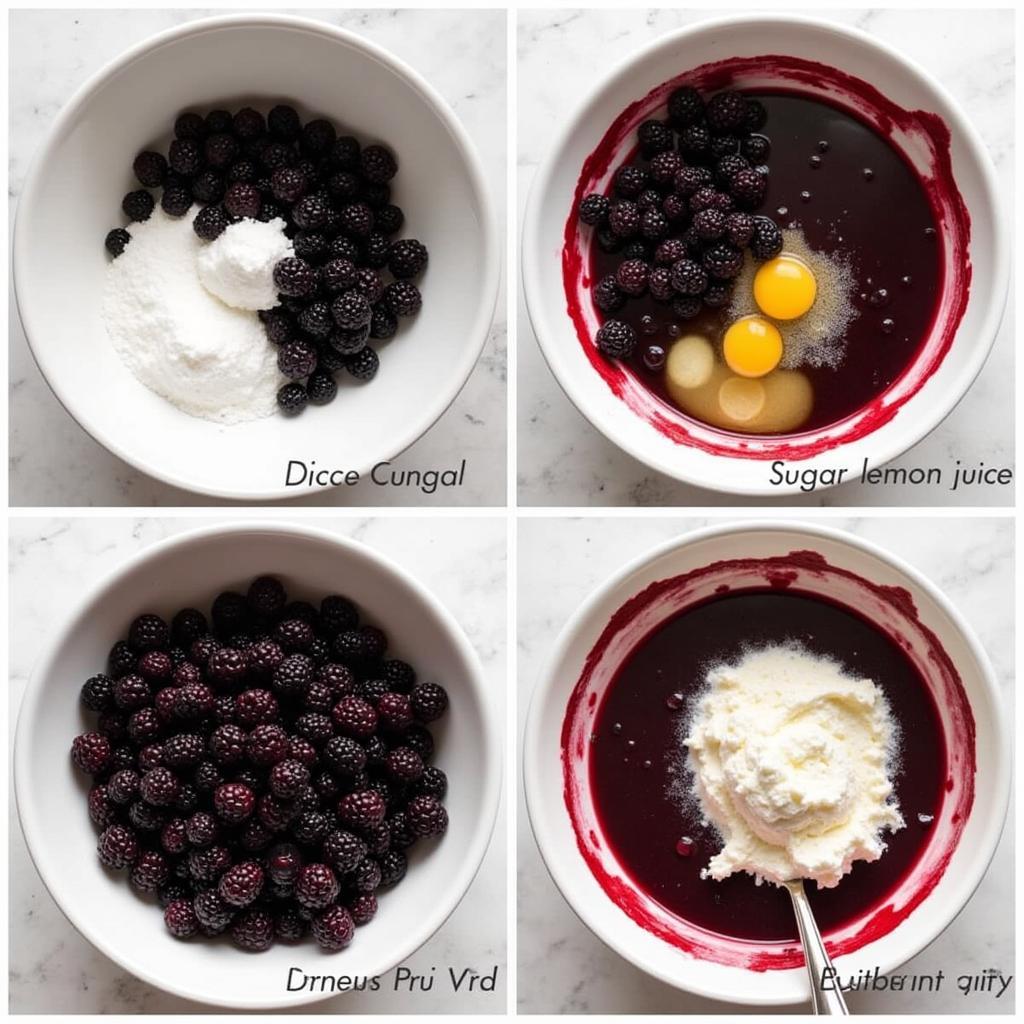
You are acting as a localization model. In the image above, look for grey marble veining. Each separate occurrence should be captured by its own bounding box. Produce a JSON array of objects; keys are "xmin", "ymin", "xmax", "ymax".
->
[
  {"xmin": 517, "ymin": 516, "xmax": 1014, "ymax": 1013},
  {"xmin": 9, "ymin": 9, "xmax": 507, "ymax": 507},
  {"xmin": 517, "ymin": 8, "xmax": 1015, "ymax": 507},
  {"xmin": 9, "ymin": 517, "xmax": 507, "ymax": 1013}
]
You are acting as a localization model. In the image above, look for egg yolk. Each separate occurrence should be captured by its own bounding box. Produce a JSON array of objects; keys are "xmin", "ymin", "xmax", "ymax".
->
[
  {"xmin": 753, "ymin": 255, "xmax": 817, "ymax": 320},
  {"xmin": 723, "ymin": 316, "xmax": 783, "ymax": 378}
]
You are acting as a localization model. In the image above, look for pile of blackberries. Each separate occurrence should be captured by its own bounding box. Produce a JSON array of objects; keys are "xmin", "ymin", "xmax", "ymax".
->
[
  {"xmin": 577, "ymin": 88, "xmax": 783, "ymax": 361},
  {"xmin": 71, "ymin": 575, "xmax": 450, "ymax": 953},
  {"xmin": 104, "ymin": 104, "xmax": 428, "ymax": 415}
]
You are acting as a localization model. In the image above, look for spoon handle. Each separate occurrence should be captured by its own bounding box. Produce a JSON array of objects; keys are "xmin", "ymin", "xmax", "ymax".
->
[{"xmin": 784, "ymin": 880, "xmax": 849, "ymax": 1015}]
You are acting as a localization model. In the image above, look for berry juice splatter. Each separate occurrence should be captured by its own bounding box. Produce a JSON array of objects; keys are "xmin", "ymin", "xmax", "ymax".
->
[{"xmin": 589, "ymin": 590, "xmax": 946, "ymax": 943}]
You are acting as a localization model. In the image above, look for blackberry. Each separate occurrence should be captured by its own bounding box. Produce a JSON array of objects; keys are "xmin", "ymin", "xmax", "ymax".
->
[
  {"xmin": 648, "ymin": 151, "xmax": 683, "ymax": 186},
  {"xmin": 190, "ymin": 197, "xmax": 228, "ymax": 238},
  {"xmin": 689, "ymin": 187, "xmax": 732, "ymax": 215},
  {"xmin": 613, "ymin": 165, "xmax": 648, "ymax": 199},
  {"xmin": 636, "ymin": 189, "xmax": 663, "ymax": 213},
  {"xmin": 233, "ymin": 106, "xmax": 266, "ymax": 139},
  {"xmin": 374, "ymin": 203, "xmax": 404, "ymax": 235},
  {"xmin": 615, "ymin": 258, "xmax": 649, "ymax": 297},
  {"xmin": 162, "ymin": 732, "xmax": 205, "ymax": 769},
  {"xmin": 648, "ymin": 267, "xmax": 674, "ymax": 302},
  {"xmin": 741, "ymin": 133, "xmax": 771, "ymax": 162},
  {"xmin": 323, "ymin": 736, "xmax": 367, "ymax": 778},
  {"xmin": 160, "ymin": 817, "xmax": 189, "ymax": 854},
  {"xmin": 345, "ymin": 347, "xmax": 379, "ymax": 382},
  {"xmin": 323, "ymin": 829, "xmax": 368, "ymax": 875},
  {"xmin": 127, "ymin": 708, "xmax": 162, "ymax": 744},
  {"xmin": 292, "ymin": 233, "xmax": 328, "ymax": 265},
  {"xmin": 327, "ymin": 170, "xmax": 361, "ymax": 201},
  {"xmin": 158, "ymin": 881, "xmax": 193, "ymax": 909},
  {"xmin": 379, "ymin": 848, "xmax": 409, "ymax": 888},
  {"xmin": 212, "ymin": 592, "xmax": 250, "ymax": 637},
  {"xmin": 621, "ymin": 241, "xmax": 649, "ymax": 262},
  {"xmin": 138, "ymin": 650, "xmax": 173, "ymax": 680},
  {"xmin": 209, "ymin": 723, "xmax": 247, "ymax": 765},
  {"xmin": 107, "ymin": 768, "xmax": 140, "ymax": 805},
  {"xmin": 231, "ymin": 910, "xmax": 274, "ymax": 952},
  {"xmin": 206, "ymin": 647, "xmax": 247, "ymax": 685},
  {"xmin": 703, "ymin": 279, "xmax": 734, "ymax": 308},
  {"xmin": 578, "ymin": 193, "xmax": 609, "ymax": 226},
  {"xmin": 322, "ymin": 257, "xmax": 358, "ymax": 294},
  {"xmin": 382, "ymin": 658, "xmax": 416, "ymax": 692},
  {"xmin": 725, "ymin": 211, "xmax": 756, "ymax": 248},
  {"xmin": 223, "ymin": 182, "xmax": 261, "ymax": 219},
  {"xmin": 359, "ymin": 145, "xmax": 397, "ymax": 184},
  {"xmin": 293, "ymin": 810, "xmax": 331, "ymax": 845},
  {"xmin": 370, "ymin": 306, "xmax": 398, "ymax": 341},
  {"xmin": 190, "ymin": 635, "xmax": 220, "ymax": 668},
  {"xmin": 301, "ymin": 118, "xmax": 337, "ymax": 155},
  {"xmin": 174, "ymin": 112, "xmax": 206, "ymax": 140},
  {"xmin": 172, "ymin": 608, "xmax": 208, "ymax": 646},
  {"xmin": 273, "ymin": 654, "xmax": 315, "ymax": 697},
  {"xmin": 278, "ymin": 339, "xmax": 318, "ymax": 381},
  {"xmin": 275, "ymin": 907, "xmax": 307, "ymax": 942},
  {"xmin": 670, "ymin": 259, "xmax": 708, "ymax": 296},
  {"xmin": 387, "ymin": 810, "xmax": 417, "ymax": 851},
  {"xmin": 703, "ymin": 242, "xmax": 744, "ymax": 280},
  {"xmin": 352, "ymin": 857, "xmax": 382, "ymax": 893},
  {"xmin": 411, "ymin": 683, "xmax": 449, "ymax": 723},
  {"xmin": 415, "ymin": 765, "xmax": 448, "ymax": 799},
  {"xmin": 595, "ymin": 320, "xmax": 636, "ymax": 360},
  {"xmin": 161, "ymin": 183, "xmax": 193, "ymax": 217},
  {"xmin": 277, "ymin": 383, "xmax": 308, "ymax": 414},
  {"xmin": 388, "ymin": 239, "xmax": 428, "ymax": 279},
  {"xmin": 137, "ymin": 743, "xmax": 165, "ymax": 772},
  {"xmin": 98, "ymin": 713, "xmax": 128, "ymax": 743},
  {"xmin": 385, "ymin": 746, "xmax": 424, "ymax": 783},
  {"xmin": 361, "ymin": 232, "xmax": 392, "ymax": 270},
  {"xmin": 729, "ymin": 168, "xmax": 767, "ymax": 209},
  {"xmin": 129, "ymin": 799, "xmax": 166, "ymax": 832},
  {"xmin": 331, "ymin": 290, "xmax": 372, "ymax": 330},
  {"xmin": 140, "ymin": 767, "xmax": 180, "ymax": 806},
  {"xmin": 692, "ymin": 207, "xmax": 726, "ymax": 241},
  {"xmin": 607, "ymin": 199, "xmax": 640, "ymax": 238},
  {"xmin": 165, "ymin": 899, "xmax": 199, "ymax": 939},
  {"xmin": 269, "ymin": 759, "xmax": 310, "ymax": 800},
  {"xmin": 193, "ymin": 762, "xmax": 224, "ymax": 795},
  {"xmin": 706, "ymin": 91, "xmax": 749, "ymax": 134},
  {"xmin": 678, "ymin": 123, "xmax": 711, "ymax": 161},
  {"xmin": 710, "ymin": 134, "xmax": 740, "ymax": 158},
  {"xmin": 236, "ymin": 688, "xmax": 280, "ymax": 727},
  {"xmin": 276, "ymin": 618, "xmax": 315, "ymax": 652},
  {"xmin": 98, "ymin": 824, "xmax": 139, "ymax": 869},
  {"xmin": 332, "ymin": 696, "xmax": 377, "ymax": 738},
  {"xmin": 667, "ymin": 86, "xmax": 705, "ymax": 128},
  {"xmin": 247, "ymin": 724, "xmax": 290, "ymax": 766},
  {"xmin": 326, "ymin": 134, "xmax": 359, "ymax": 170},
  {"xmin": 130, "ymin": 850, "xmax": 170, "ymax": 893},
  {"xmin": 288, "ymin": 736, "xmax": 317, "ymax": 768},
  {"xmin": 203, "ymin": 133, "xmax": 238, "ymax": 169},
  {"xmin": 121, "ymin": 189, "xmax": 155, "ymax": 223},
  {"xmin": 294, "ymin": 712, "xmax": 334, "ymax": 747},
  {"xmin": 337, "ymin": 790, "xmax": 387, "ymax": 831},
  {"xmin": 744, "ymin": 99, "xmax": 768, "ymax": 132},
  {"xmin": 266, "ymin": 103, "xmax": 301, "ymax": 140},
  {"xmin": 104, "ymin": 228, "xmax": 131, "ymax": 257},
  {"xmin": 339, "ymin": 201, "xmax": 373, "ymax": 237},
  {"xmin": 406, "ymin": 795, "xmax": 448, "ymax": 838},
  {"xmin": 175, "ymin": 783, "xmax": 199, "ymax": 815},
  {"xmin": 81, "ymin": 673, "xmax": 114, "ymax": 712},
  {"xmin": 356, "ymin": 677, "xmax": 389, "ymax": 705},
  {"xmin": 204, "ymin": 109, "xmax": 233, "ymax": 134},
  {"xmin": 261, "ymin": 140, "xmax": 295, "ymax": 172},
  {"xmin": 193, "ymin": 889, "xmax": 233, "ymax": 933},
  {"xmin": 273, "ymin": 257, "xmax": 318, "ymax": 298},
  {"xmin": 674, "ymin": 164, "xmax": 713, "ymax": 196},
  {"xmin": 175, "ymin": 683, "xmax": 215, "ymax": 720},
  {"xmin": 312, "ymin": 905, "xmax": 354, "ymax": 951},
  {"xmin": 88, "ymin": 785, "xmax": 116, "ymax": 828},
  {"xmin": 654, "ymin": 238, "xmax": 688, "ymax": 266},
  {"xmin": 348, "ymin": 893, "xmax": 378, "ymax": 926},
  {"xmin": 108, "ymin": 641, "xmax": 138, "ymax": 678},
  {"xmin": 637, "ymin": 119, "xmax": 674, "ymax": 158},
  {"xmin": 267, "ymin": 843, "xmax": 303, "ymax": 885},
  {"xmin": 750, "ymin": 216, "xmax": 783, "ymax": 260},
  {"xmin": 168, "ymin": 138, "xmax": 202, "ymax": 177},
  {"xmin": 131, "ymin": 150, "xmax": 167, "ymax": 189},
  {"xmin": 218, "ymin": 861, "xmax": 265, "ymax": 907},
  {"xmin": 295, "ymin": 863, "xmax": 340, "ymax": 910},
  {"xmin": 225, "ymin": 157, "xmax": 258, "ymax": 184},
  {"xmin": 318, "ymin": 596, "xmax": 358, "ymax": 639},
  {"xmin": 293, "ymin": 193, "xmax": 331, "ymax": 231},
  {"xmin": 672, "ymin": 294, "xmax": 702, "ymax": 320},
  {"xmin": 640, "ymin": 208, "xmax": 669, "ymax": 241},
  {"xmin": 188, "ymin": 844, "xmax": 232, "ymax": 883}
]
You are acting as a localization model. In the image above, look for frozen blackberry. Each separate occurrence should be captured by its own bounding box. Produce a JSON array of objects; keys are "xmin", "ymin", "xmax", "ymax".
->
[
  {"xmin": 104, "ymin": 228, "xmax": 131, "ymax": 257},
  {"xmin": 130, "ymin": 850, "xmax": 170, "ymax": 893},
  {"xmin": 193, "ymin": 889, "xmax": 233, "ymax": 933},
  {"xmin": 295, "ymin": 863, "xmax": 340, "ymax": 910},
  {"xmin": 703, "ymin": 242, "xmax": 744, "ymax": 280},
  {"xmin": 332, "ymin": 695, "xmax": 377, "ymax": 738},
  {"xmin": 122, "ymin": 190, "xmax": 154, "ymax": 223},
  {"xmin": 98, "ymin": 824, "xmax": 139, "ymax": 869},
  {"xmin": 578, "ymin": 193, "xmax": 609, "ymax": 226},
  {"xmin": 724, "ymin": 211, "xmax": 756, "ymax": 248},
  {"xmin": 388, "ymin": 239, "xmax": 428, "ymax": 279},
  {"xmin": 649, "ymin": 151, "xmax": 683, "ymax": 187},
  {"xmin": 638, "ymin": 119, "xmax": 674, "ymax": 158},
  {"xmin": 608, "ymin": 199, "xmax": 640, "ymax": 238},
  {"xmin": 595, "ymin": 320, "xmax": 636, "ymax": 360},
  {"xmin": 729, "ymin": 167, "xmax": 767, "ymax": 209},
  {"xmin": 161, "ymin": 182, "xmax": 193, "ymax": 217},
  {"xmin": 273, "ymin": 257, "xmax": 318, "ymax": 298},
  {"xmin": 678, "ymin": 123, "xmax": 711, "ymax": 161},
  {"xmin": 670, "ymin": 258, "xmax": 708, "ymax": 296},
  {"xmin": 613, "ymin": 165, "xmax": 648, "ymax": 199},
  {"xmin": 331, "ymin": 290, "xmax": 372, "ymax": 331},
  {"xmin": 667, "ymin": 86, "xmax": 705, "ymax": 128},
  {"xmin": 692, "ymin": 207, "xmax": 726, "ymax": 241},
  {"xmin": 174, "ymin": 111, "xmax": 206, "ymax": 140},
  {"xmin": 278, "ymin": 339, "xmax": 318, "ymax": 381},
  {"xmin": 359, "ymin": 145, "xmax": 397, "ymax": 184},
  {"xmin": 218, "ymin": 861, "xmax": 265, "ymax": 908},
  {"xmin": 345, "ymin": 347, "xmax": 379, "ymax": 383},
  {"xmin": 165, "ymin": 899, "xmax": 199, "ymax": 939},
  {"xmin": 231, "ymin": 909, "xmax": 274, "ymax": 952},
  {"xmin": 615, "ymin": 258, "xmax": 649, "ymax": 297},
  {"xmin": 312, "ymin": 905, "xmax": 354, "ymax": 951},
  {"xmin": 221, "ymin": 182, "xmax": 260, "ymax": 219},
  {"xmin": 750, "ymin": 215, "xmax": 783, "ymax": 260},
  {"xmin": 140, "ymin": 767, "xmax": 180, "ymax": 806},
  {"xmin": 277, "ymin": 383, "xmax": 308, "ymax": 415},
  {"xmin": 406, "ymin": 795, "xmax": 448, "ymax": 838},
  {"xmin": 410, "ymin": 682, "xmax": 448, "ymax": 723},
  {"xmin": 706, "ymin": 91, "xmax": 750, "ymax": 134}
]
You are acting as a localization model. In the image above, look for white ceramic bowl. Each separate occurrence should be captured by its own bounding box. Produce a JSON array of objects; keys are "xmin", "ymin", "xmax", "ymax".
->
[
  {"xmin": 523, "ymin": 15, "xmax": 1007, "ymax": 495},
  {"xmin": 524, "ymin": 522, "xmax": 1008, "ymax": 1006},
  {"xmin": 15, "ymin": 522, "xmax": 500, "ymax": 1009},
  {"xmin": 14, "ymin": 14, "xmax": 499, "ymax": 500}
]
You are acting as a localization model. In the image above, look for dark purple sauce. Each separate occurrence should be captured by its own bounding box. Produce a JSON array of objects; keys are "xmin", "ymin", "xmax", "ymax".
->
[
  {"xmin": 589, "ymin": 589, "xmax": 945, "ymax": 942},
  {"xmin": 591, "ymin": 92, "xmax": 942, "ymax": 432}
]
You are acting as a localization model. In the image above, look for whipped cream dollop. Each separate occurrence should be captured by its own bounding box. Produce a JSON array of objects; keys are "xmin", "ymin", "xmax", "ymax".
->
[
  {"xmin": 197, "ymin": 217, "xmax": 293, "ymax": 311},
  {"xmin": 685, "ymin": 644, "xmax": 903, "ymax": 889}
]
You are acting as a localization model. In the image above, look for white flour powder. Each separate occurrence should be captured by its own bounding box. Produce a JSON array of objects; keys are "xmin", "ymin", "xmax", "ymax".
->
[{"xmin": 102, "ymin": 207, "xmax": 284, "ymax": 424}]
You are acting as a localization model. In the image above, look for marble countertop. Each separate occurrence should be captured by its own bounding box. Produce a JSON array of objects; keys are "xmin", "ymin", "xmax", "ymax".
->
[
  {"xmin": 9, "ymin": 9, "xmax": 507, "ymax": 507},
  {"xmin": 517, "ymin": 8, "xmax": 1015, "ymax": 507},
  {"xmin": 517, "ymin": 516, "xmax": 1014, "ymax": 1013},
  {"xmin": 9, "ymin": 517, "xmax": 507, "ymax": 1013}
]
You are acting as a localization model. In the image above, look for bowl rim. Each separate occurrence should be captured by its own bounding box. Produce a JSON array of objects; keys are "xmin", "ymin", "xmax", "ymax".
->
[
  {"xmin": 12, "ymin": 12, "xmax": 501, "ymax": 502},
  {"xmin": 521, "ymin": 12, "xmax": 1009, "ymax": 496},
  {"xmin": 14, "ymin": 520, "xmax": 503, "ymax": 1009},
  {"xmin": 523, "ymin": 519, "xmax": 1010, "ymax": 1005}
]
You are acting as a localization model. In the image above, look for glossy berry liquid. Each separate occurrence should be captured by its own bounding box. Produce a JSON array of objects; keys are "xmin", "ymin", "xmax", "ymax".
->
[
  {"xmin": 591, "ymin": 92, "xmax": 942, "ymax": 433},
  {"xmin": 589, "ymin": 590, "xmax": 945, "ymax": 942}
]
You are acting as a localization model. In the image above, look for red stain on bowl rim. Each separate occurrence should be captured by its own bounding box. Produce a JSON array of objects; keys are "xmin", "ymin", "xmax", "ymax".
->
[
  {"xmin": 562, "ymin": 55, "xmax": 972, "ymax": 460},
  {"xmin": 560, "ymin": 549, "xmax": 976, "ymax": 970}
]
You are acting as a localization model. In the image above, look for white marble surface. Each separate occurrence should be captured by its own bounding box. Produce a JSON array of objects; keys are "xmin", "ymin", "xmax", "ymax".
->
[
  {"xmin": 517, "ymin": 516, "xmax": 1014, "ymax": 1013},
  {"xmin": 9, "ymin": 517, "xmax": 507, "ymax": 1013},
  {"xmin": 9, "ymin": 9, "xmax": 507, "ymax": 507},
  {"xmin": 517, "ymin": 9, "xmax": 1015, "ymax": 507}
]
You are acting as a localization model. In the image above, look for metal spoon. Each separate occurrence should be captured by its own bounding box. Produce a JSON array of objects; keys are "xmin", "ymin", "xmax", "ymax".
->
[{"xmin": 782, "ymin": 879, "xmax": 849, "ymax": 1014}]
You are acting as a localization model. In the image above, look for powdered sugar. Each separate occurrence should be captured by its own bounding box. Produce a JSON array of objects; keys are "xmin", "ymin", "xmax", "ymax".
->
[
  {"xmin": 197, "ymin": 217, "xmax": 293, "ymax": 311},
  {"xmin": 101, "ymin": 207, "xmax": 284, "ymax": 424}
]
